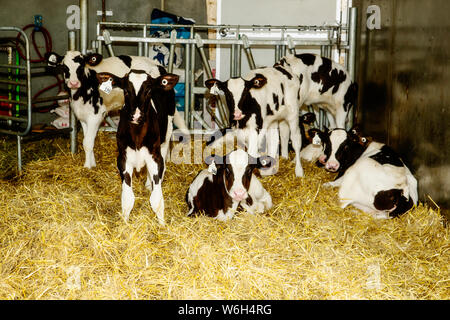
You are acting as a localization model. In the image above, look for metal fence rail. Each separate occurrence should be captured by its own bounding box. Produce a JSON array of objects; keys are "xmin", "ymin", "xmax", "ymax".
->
[{"xmin": 94, "ymin": 11, "xmax": 357, "ymax": 131}]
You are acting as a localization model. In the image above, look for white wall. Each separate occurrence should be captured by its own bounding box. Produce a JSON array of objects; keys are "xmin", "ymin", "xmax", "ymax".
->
[{"xmin": 216, "ymin": 0, "xmax": 340, "ymax": 79}]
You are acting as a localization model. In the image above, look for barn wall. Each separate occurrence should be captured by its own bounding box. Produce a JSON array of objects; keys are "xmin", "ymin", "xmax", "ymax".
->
[
  {"xmin": 0, "ymin": 0, "xmax": 206, "ymax": 98},
  {"xmin": 353, "ymin": 0, "xmax": 450, "ymax": 210}
]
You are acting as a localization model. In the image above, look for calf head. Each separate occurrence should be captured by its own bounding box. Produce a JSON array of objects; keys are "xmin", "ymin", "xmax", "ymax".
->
[
  {"xmin": 319, "ymin": 125, "xmax": 372, "ymax": 172},
  {"xmin": 205, "ymin": 149, "xmax": 273, "ymax": 202},
  {"xmin": 96, "ymin": 70, "xmax": 178, "ymax": 124},
  {"xmin": 205, "ymin": 74, "xmax": 267, "ymax": 123},
  {"xmin": 45, "ymin": 51, "xmax": 103, "ymax": 89}
]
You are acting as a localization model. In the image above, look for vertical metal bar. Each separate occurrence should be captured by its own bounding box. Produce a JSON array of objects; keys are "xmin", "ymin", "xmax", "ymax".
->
[
  {"xmin": 274, "ymin": 45, "xmax": 281, "ymax": 63},
  {"xmin": 17, "ymin": 136, "xmax": 22, "ymax": 172},
  {"xmin": 194, "ymin": 34, "xmax": 229, "ymax": 128},
  {"xmin": 286, "ymin": 35, "xmax": 296, "ymax": 54},
  {"xmin": 242, "ymin": 34, "xmax": 256, "ymax": 69},
  {"xmin": 347, "ymin": 6, "xmax": 358, "ymax": 129},
  {"xmin": 97, "ymin": 40, "xmax": 103, "ymax": 54},
  {"xmin": 102, "ymin": 29, "xmax": 115, "ymax": 56},
  {"xmin": 230, "ymin": 43, "xmax": 236, "ymax": 77},
  {"xmin": 79, "ymin": 0, "xmax": 88, "ymax": 55},
  {"xmin": 184, "ymin": 42, "xmax": 190, "ymax": 127},
  {"xmin": 189, "ymin": 29, "xmax": 196, "ymax": 128},
  {"xmin": 68, "ymin": 30, "xmax": 78, "ymax": 154},
  {"xmin": 138, "ymin": 42, "xmax": 143, "ymax": 56},
  {"xmin": 167, "ymin": 29, "xmax": 177, "ymax": 73},
  {"xmin": 235, "ymin": 43, "xmax": 241, "ymax": 76},
  {"xmin": 143, "ymin": 25, "xmax": 148, "ymax": 57}
]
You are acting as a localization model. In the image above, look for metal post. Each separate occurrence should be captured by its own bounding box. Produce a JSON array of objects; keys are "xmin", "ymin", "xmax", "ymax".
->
[
  {"xmin": 167, "ymin": 29, "xmax": 177, "ymax": 73},
  {"xmin": 17, "ymin": 136, "xmax": 22, "ymax": 172},
  {"xmin": 347, "ymin": 7, "xmax": 358, "ymax": 129},
  {"xmin": 68, "ymin": 30, "xmax": 78, "ymax": 154},
  {"xmin": 242, "ymin": 34, "xmax": 256, "ymax": 69},
  {"xmin": 184, "ymin": 41, "xmax": 191, "ymax": 127},
  {"xmin": 103, "ymin": 29, "xmax": 115, "ymax": 56},
  {"xmin": 286, "ymin": 35, "xmax": 296, "ymax": 54},
  {"xmin": 230, "ymin": 43, "xmax": 236, "ymax": 77},
  {"xmin": 189, "ymin": 31, "xmax": 196, "ymax": 128},
  {"xmin": 80, "ymin": 0, "xmax": 88, "ymax": 55},
  {"xmin": 143, "ymin": 25, "xmax": 148, "ymax": 57},
  {"xmin": 194, "ymin": 34, "xmax": 229, "ymax": 128}
]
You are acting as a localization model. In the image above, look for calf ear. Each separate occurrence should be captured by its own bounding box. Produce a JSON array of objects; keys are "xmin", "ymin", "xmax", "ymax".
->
[
  {"xmin": 250, "ymin": 74, "xmax": 267, "ymax": 89},
  {"xmin": 204, "ymin": 154, "xmax": 225, "ymax": 166},
  {"xmin": 45, "ymin": 52, "xmax": 63, "ymax": 66},
  {"xmin": 256, "ymin": 155, "xmax": 275, "ymax": 170},
  {"xmin": 307, "ymin": 128, "xmax": 323, "ymax": 143},
  {"xmin": 300, "ymin": 112, "xmax": 316, "ymax": 124},
  {"xmin": 85, "ymin": 53, "xmax": 103, "ymax": 66},
  {"xmin": 349, "ymin": 124, "xmax": 362, "ymax": 137},
  {"xmin": 96, "ymin": 72, "xmax": 124, "ymax": 89},
  {"xmin": 158, "ymin": 74, "xmax": 179, "ymax": 91},
  {"xmin": 205, "ymin": 78, "xmax": 225, "ymax": 95}
]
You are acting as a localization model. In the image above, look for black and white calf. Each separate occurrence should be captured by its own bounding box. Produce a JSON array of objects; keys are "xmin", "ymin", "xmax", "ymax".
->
[
  {"xmin": 96, "ymin": 70, "xmax": 179, "ymax": 224},
  {"xmin": 205, "ymin": 67, "xmax": 305, "ymax": 177},
  {"xmin": 275, "ymin": 53, "xmax": 358, "ymax": 129},
  {"xmin": 319, "ymin": 126, "xmax": 418, "ymax": 219},
  {"xmin": 46, "ymin": 51, "xmax": 187, "ymax": 168},
  {"xmin": 186, "ymin": 149, "xmax": 273, "ymax": 221}
]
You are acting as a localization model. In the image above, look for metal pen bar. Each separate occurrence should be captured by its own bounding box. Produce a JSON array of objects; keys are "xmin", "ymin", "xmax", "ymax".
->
[
  {"xmin": 167, "ymin": 29, "xmax": 177, "ymax": 73},
  {"xmin": 68, "ymin": 30, "xmax": 78, "ymax": 154},
  {"xmin": 96, "ymin": 35, "xmax": 339, "ymax": 47},
  {"xmin": 0, "ymin": 64, "xmax": 26, "ymax": 70},
  {"xmin": 32, "ymin": 94, "xmax": 70, "ymax": 104},
  {"xmin": 0, "ymin": 79, "xmax": 27, "ymax": 86},
  {"xmin": 0, "ymin": 98, "xmax": 28, "ymax": 106},
  {"xmin": 242, "ymin": 34, "xmax": 256, "ymax": 70},
  {"xmin": 347, "ymin": 7, "xmax": 358, "ymax": 129},
  {"xmin": 0, "ymin": 114, "xmax": 28, "ymax": 122}
]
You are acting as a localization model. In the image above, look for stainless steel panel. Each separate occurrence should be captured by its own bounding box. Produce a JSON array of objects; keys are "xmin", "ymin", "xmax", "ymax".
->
[{"xmin": 354, "ymin": 0, "xmax": 450, "ymax": 212}]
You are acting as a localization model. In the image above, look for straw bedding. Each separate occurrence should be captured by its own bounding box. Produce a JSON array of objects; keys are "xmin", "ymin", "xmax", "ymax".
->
[{"xmin": 0, "ymin": 132, "xmax": 448, "ymax": 300}]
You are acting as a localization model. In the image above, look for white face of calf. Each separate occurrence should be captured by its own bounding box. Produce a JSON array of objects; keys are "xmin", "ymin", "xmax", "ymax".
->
[
  {"xmin": 207, "ymin": 149, "xmax": 273, "ymax": 202},
  {"xmin": 205, "ymin": 74, "xmax": 268, "ymax": 122},
  {"xmin": 324, "ymin": 129, "xmax": 348, "ymax": 172},
  {"xmin": 46, "ymin": 50, "xmax": 103, "ymax": 89}
]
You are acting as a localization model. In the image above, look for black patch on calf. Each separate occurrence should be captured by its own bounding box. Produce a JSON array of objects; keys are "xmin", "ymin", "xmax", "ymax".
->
[
  {"xmin": 295, "ymin": 53, "xmax": 316, "ymax": 66},
  {"xmin": 280, "ymin": 83, "xmax": 284, "ymax": 95},
  {"xmin": 311, "ymin": 58, "xmax": 347, "ymax": 95},
  {"xmin": 370, "ymin": 145, "xmax": 404, "ymax": 167},
  {"xmin": 188, "ymin": 167, "xmax": 234, "ymax": 218},
  {"xmin": 274, "ymin": 65, "xmax": 293, "ymax": 80},
  {"xmin": 71, "ymin": 59, "xmax": 102, "ymax": 114},
  {"xmin": 117, "ymin": 55, "xmax": 132, "ymax": 68},
  {"xmin": 123, "ymin": 172, "xmax": 132, "ymax": 186},
  {"xmin": 343, "ymin": 82, "xmax": 358, "ymax": 112},
  {"xmin": 374, "ymin": 189, "xmax": 414, "ymax": 218},
  {"xmin": 266, "ymin": 104, "xmax": 274, "ymax": 116},
  {"xmin": 273, "ymin": 93, "xmax": 279, "ymax": 111}
]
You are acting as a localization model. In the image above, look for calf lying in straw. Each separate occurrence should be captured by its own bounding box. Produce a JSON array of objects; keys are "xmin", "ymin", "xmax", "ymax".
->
[{"xmin": 186, "ymin": 149, "xmax": 273, "ymax": 221}]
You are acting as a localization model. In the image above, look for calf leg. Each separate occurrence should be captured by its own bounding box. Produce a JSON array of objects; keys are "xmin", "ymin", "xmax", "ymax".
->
[
  {"xmin": 279, "ymin": 120, "xmax": 290, "ymax": 159},
  {"xmin": 80, "ymin": 112, "xmax": 104, "ymax": 168},
  {"xmin": 147, "ymin": 153, "xmax": 165, "ymax": 226},
  {"xmin": 287, "ymin": 117, "xmax": 304, "ymax": 177},
  {"xmin": 118, "ymin": 154, "xmax": 135, "ymax": 222}
]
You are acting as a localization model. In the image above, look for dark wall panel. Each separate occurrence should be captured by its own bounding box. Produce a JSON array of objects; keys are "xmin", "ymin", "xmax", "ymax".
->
[{"xmin": 354, "ymin": 0, "xmax": 450, "ymax": 210}]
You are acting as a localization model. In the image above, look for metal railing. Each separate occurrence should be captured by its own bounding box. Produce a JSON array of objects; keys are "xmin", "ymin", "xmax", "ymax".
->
[{"xmin": 94, "ymin": 9, "xmax": 358, "ymax": 131}]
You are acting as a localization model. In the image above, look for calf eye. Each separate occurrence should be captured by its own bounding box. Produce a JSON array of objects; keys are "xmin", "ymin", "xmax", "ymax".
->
[
  {"xmin": 361, "ymin": 137, "xmax": 367, "ymax": 143},
  {"xmin": 161, "ymin": 79, "xmax": 168, "ymax": 86}
]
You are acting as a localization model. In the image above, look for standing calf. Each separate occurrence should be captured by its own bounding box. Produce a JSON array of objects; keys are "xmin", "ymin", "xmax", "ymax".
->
[
  {"xmin": 97, "ymin": 70, "xmax": 179, "ymax": 224},
  {"xmin": 186, "ymin": 149, "xmax": 273, "ymax": 221},
  {"xmin": 319, "ymin": 126, "xmax": 418, "ymax": 219}
]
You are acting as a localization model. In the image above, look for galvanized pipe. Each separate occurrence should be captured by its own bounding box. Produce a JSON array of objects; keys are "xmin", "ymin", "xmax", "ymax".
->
[
  {"xmin": 347, "ymin": 7, "xmax": 358, "ymax": 129},
  {"xmin": 184, "ymin": 42, "xmax": 190, "ymax": 126},
  {"xmin": 286, "ymin": 35, "xmax": 296, "ymax": 54},
  {"xmin": 102, "ymin": 29, "xmax": 115, "ymax": 56},
  {"xmin": 167, "ymin": 29, "xmax": 177, "ymax": 73},
  {"xmin": 80, "ymin": 0, "xmax": 88, "ymax": 55},
  {"xmin": 194, "ymin": 34, "xmax": 229, "ymax": 128},
  {"xmin": 68, "ymin": 30, "xmax": 78, "ymax": 154},
  {"xmin": 242, "ymin": 34, "xmax": 256, "ymax": 70}
]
